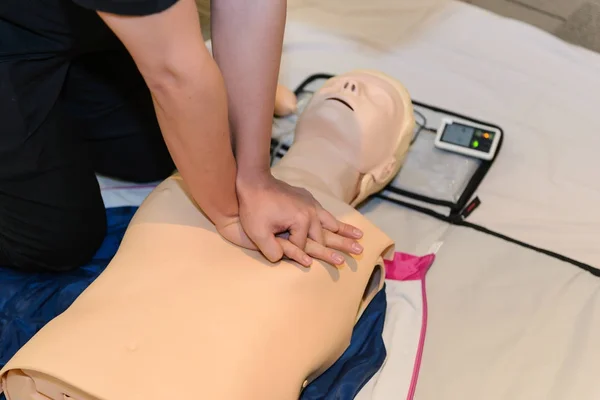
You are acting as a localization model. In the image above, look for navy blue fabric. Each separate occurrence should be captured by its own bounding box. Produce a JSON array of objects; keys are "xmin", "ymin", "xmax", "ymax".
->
[
  {"xmin": 0, "ymin": 206, "xmax": 387, "ymax": 400},
  {"xmin": 0, "ymin": 206, "xmax": 137, "ymax": 370},
  {"xmin": 301, "ymin": 286, "xmax": 388, "ymax": 400}
]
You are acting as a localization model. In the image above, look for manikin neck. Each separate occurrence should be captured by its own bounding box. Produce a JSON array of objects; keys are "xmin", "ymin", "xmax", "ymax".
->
[{"xmin": 272, "ymin": 137, "xmax": 361, "ymax": 204}]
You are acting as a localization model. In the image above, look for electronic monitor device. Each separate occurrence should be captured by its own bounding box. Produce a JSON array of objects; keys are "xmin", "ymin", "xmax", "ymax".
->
[{"xmin": 434, "ymin": 118, "xmax": 501, "ymax": 160}]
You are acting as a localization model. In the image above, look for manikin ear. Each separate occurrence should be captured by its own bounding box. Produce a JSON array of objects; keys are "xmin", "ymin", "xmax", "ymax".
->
[
  {"xmin": 350, "ymin": 156, "xmax": 398, "ymax": 207},
  {"xmin": 372, "ymin": 157, "xmax": 398, "ymax": 183}
]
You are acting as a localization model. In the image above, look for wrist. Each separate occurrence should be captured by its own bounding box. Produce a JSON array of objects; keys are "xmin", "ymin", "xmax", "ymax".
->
[
  {"xmin": 206, "ymin": 200, "xmax": 240, "ymax": 228},
  {"xmin": 184, "ymin": 178, "xmax": 240, "ymax": 227},
  {"xmin": 198, "ymin": 201, "xmax": 239, "ymax": 228},
  {"xmin": 212, "ymin": 212, "xmax": 239, "ymax": 230},
  {"xmin": 233, "ymin": 139, "xmax": 272, "ymax": 184},
  {"xmin": 236, "ymin": 166, "xmax": 272, "ymax": 188}
]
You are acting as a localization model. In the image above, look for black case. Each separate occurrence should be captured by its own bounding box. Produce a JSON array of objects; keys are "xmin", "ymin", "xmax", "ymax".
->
[{"xmin": 272, "ymin": 72, "xmax": 504, "ymax": 223}]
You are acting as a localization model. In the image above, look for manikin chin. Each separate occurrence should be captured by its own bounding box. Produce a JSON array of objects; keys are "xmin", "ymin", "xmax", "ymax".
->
[{"xmin": 0, "ymin": 70, "xmax": 415, "ymax": 400}]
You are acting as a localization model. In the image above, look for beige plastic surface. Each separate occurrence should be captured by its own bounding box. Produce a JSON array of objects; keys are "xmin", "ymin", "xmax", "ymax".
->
[
  {"xmin": 274, "ymin": 84, "xmax": 298, "ymax": 116},
  {"xmin": 0, "ymin": 70, "xmax": 414, "ymax": 400},
  {"xmin": 291, "ymin": 70, "xmax": 415, "ymax": 206}
]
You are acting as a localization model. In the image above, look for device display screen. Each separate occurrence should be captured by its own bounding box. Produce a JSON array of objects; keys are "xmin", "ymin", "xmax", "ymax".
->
[{"xmin": 441, "ymin": 122, "xmax": 494, "ymax": 152}]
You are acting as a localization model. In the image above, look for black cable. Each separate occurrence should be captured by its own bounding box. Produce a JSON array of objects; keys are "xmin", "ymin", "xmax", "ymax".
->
[{"xmin": 411, "ymin": 109, "xmax": 427, "ymax": 145}]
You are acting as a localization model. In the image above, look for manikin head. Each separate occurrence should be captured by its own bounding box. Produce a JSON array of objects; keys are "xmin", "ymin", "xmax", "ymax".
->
[{"xmin": 293, "ymin": 70, "xmax": 415, "ymax": 206}]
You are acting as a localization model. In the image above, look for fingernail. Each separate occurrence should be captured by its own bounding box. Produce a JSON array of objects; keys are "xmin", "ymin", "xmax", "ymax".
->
[
  {"xmin": 304, "ymin": 256, "xmax": 313, "ymax": 266},
  {"xmin": 332, "ymin": 253, "xmax": 344, "ymax": 264},
  {"xmin": 352, "ymin": 242, "xmax": 363, "ymax": 254},
  {"xmin": 353, "ymin": 228, "xmax": 363, "ymax": 238}
]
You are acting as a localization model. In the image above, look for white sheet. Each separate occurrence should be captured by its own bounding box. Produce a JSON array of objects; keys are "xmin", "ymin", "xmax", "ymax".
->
[
  {"xmin": 356, "ymin": 279, "xmax": 425, "ymax": 400},
  {"xmin": 97, "ymin": 175, "xmax": 158, "ymax": 208},
  {"xmin": 279, "ymin": 0, "xmax": 600, "ymax": 269},
  {"xmin": 372, "ymin": 198, "xmax": 600, "ymax": 400}
]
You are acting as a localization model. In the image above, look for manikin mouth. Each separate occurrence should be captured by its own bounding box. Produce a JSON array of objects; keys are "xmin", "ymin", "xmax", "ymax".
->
[{"xmin": 326, "ymin": 97, "xmax": 354, "ymax": 111}]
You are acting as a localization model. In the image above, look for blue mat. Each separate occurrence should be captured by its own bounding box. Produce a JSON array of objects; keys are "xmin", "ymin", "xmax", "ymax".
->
[
  {"xmin": 301, "ymin": 286, "xmax": 387, "ymax": 399},
  {"xmin": 0, "ymin": 206, "xmax": 386, "ymax": 398},
  {"xmin": 0, "ymin": 206, "xmax": 137, "ymax": 370}
]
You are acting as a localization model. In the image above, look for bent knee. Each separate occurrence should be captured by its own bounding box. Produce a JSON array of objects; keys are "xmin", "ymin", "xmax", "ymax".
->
[{"xmin": 0, "ymin": 203, "xmax": 107, "ymax": 273}]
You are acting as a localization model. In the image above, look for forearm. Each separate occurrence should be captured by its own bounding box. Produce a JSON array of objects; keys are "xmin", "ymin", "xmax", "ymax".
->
[
  {"xmin": 210, "ymin": 0, "xmax": 287, "ymax": 178},
  {"xmin": 96, "ymin": 0, "xmax": 239, "ymax": 226},
  {"xmin": 148, "ymin": 57, "xmax": 239, "ymax": 225}
]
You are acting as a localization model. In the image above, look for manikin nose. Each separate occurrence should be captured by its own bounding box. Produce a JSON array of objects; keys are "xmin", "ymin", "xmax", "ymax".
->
[{"xmin": 341, "ymin": 80, "xmax": 359, "ymax": 95}]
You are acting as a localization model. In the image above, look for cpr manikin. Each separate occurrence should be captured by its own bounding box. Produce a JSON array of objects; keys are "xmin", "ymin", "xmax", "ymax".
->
[{"xmin": 0, "ymin": 70, "xmax": 415, "ymax": 400}]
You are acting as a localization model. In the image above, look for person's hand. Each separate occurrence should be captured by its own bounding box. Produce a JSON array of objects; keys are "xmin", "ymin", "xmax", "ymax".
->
[
  {"xmin": 215, "ymin": 216, "xmax": 257, "ymax": 251},
  {"xmin": 233, "ymin": 172, "xmax": 364, "ymax": 267},
  {"xmin": 216, "ymin": 215, "xmax": 364, "ymax": 268}
]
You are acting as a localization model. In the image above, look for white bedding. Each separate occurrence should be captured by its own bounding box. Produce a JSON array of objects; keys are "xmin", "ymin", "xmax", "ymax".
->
[
  {"xmin": 99, "ymin": 0, "xmax": 600, "ymax": 398},
  {"xmin": 280, "ymin": 0, "xmax": 600, "ymax": 270},
  {"xmin": 368, "ymin": 199, "xmax": 600, "ymax": 400}
]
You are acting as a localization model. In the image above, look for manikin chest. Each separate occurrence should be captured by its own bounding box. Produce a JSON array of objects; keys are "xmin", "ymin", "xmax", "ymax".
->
[
  {"xmin": 1, "ymin": 222, "xmax": 390, "ymax": 400},
  {"xmin": 0, "ymin": 176, "xmax": 394, "ymax": 400}
]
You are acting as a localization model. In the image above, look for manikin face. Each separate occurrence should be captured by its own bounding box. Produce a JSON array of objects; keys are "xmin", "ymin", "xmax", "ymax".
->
[{"xmin": 294, "ymin": 70, "xmax": 410, "ymax": 173}]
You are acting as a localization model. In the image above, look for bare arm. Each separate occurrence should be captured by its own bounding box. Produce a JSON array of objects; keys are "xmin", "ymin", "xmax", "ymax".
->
[
  {"xmin": 210, "ymin": 0, "xmax": 287, "ymax": 179},
  {"xmin": 98, "ymin": 0, "xmax": 238, "ymax": 226},
  {"xmin": 206, "ymin": 0, "xmax": 365, "ymax": 264}
]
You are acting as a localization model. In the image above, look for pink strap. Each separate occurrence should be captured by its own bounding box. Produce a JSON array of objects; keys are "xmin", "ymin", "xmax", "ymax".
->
[
  {"xmin": 384, "ymin": 252, "xmax": 435, "ymax": 281},
  {"xmin": 383, "ymin": 252, "xmax": 435, "ymax": 400}
]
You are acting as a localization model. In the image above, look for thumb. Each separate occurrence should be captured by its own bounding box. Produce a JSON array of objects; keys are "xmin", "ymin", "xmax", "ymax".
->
[{"xmin": 252, "ymin": 230, "xmax": 284, "ymax": 263}]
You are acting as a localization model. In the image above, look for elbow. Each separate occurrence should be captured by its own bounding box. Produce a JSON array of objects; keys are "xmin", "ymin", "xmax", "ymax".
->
[{"xmin": 141, "ymin": 48, "xmax": 214, "ymax": 95}]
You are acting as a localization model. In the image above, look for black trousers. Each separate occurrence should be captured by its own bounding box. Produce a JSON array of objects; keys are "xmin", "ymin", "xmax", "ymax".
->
[{"xmin": 0, "ymin": 49, "xmax": 175, "ymax": 273}]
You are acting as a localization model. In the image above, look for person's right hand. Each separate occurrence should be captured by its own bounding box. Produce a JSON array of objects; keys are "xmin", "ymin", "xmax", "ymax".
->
[{"xmin": 235, "ymin": 172, "xmax": 364, "ymax": 267}]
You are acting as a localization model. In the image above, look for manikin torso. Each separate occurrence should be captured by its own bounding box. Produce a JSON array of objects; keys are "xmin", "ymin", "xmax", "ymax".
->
[{"xmin": 0, "ymin": 70, "xmax": 415, "ymax": 400}]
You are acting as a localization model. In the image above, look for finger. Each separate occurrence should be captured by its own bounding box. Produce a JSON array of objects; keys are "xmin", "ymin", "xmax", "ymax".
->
[
  {"xmin": 307, "ymin": 213, "xmax": 325, "ymax": 245},
  {"xmin": 316, "ymin": 208, "xmax": 340, "ymax": 232},
  {"xmin": 251, "ymin": 231, "xmax": 284, "ymax": 263},
  {"xmin": 323, "ymin": 231, "xmax": 363, "ymax": 255},
  {"xmin": 288, "ymin": 215, "xmax": 310, "ymax": 250},
  {"xmin": 277, "ymin": 237, "xmax": 313, "ymax": 267},
  {"xmin": 337, "ymin": 222, "xmax": 363, "ymax": 239},
  {"xmin": 317, "ymin": 208, "xmax": 363, "ymax": 239},
  {"xmin": 305, "ymin": 239, "xmax": 346, "ymax": 267}
]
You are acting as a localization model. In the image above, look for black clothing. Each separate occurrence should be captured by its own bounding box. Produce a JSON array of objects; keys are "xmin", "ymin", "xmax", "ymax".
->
[{"xmin": 0, "ymin": 0, "xmax": 179, "ymax": 272}]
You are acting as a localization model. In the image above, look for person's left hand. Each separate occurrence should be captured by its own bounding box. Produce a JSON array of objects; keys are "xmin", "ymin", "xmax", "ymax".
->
[
  {"xmin": 234, "ymin": 172, "xmax": 363, "ymax": 267},
  {"xmin": 216, "ymin": 215, "xmax": 363, "ymax": 267}
]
